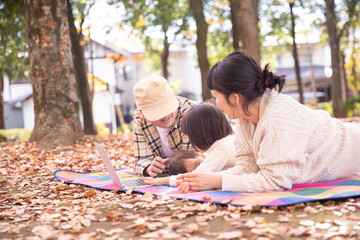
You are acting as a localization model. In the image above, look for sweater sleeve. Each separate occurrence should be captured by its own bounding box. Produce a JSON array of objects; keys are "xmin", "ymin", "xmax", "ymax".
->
[
  {"xmin": 194, "ymin": 148, "xmax": 230, "ymax": 173},
  {"xmin": 218, "ymin": 120, "xmax": 259, "ymax": 176},
  {"xmin": 222, "ymin": 122, "xmax": 309, "ymax": 193},
  {"xmin": 169, "ymin": 175, "xmax": 177, "ymax": 186}
]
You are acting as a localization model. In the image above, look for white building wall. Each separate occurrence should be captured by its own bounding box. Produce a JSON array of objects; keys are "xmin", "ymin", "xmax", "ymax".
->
[
  {"xmin": 116, "ymin": 60, "xmax": 147, "ymax": 117},
  {"xmin": 92, "ymin": 91, "xmax": 112, "ymax": 124},
  {"xmin": 277, "ymin": 44, "xmax": 331, "ymax": 68},
  {"xmin": 168, "ymin": 46, "xmax": 202, "ymax": 101},
  {"xmin": 92, "ymin": 58, "xmax": 116, "ymax": 86},
  {"xmin": 23, "ymin": 98, "xmax": 34, "ymax": 130}
]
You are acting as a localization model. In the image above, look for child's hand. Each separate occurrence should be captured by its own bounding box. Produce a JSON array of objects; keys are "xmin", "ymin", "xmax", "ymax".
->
[
  {"xmin": 175, "ymin": 172, "xmax": 222, "ymax": 192},
  {"xmin": 176, "ymin": 181, "xmax": 191, "ymax": 193},
  {"xmin": 142, "ymin": 177, "xmax": 169, "ymax": 186}
]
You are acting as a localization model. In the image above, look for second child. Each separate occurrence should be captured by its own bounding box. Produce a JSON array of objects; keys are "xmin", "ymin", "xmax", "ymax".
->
[{"xmin": 143, "ymin": 102, "xmax": 236, "ymax": 186}]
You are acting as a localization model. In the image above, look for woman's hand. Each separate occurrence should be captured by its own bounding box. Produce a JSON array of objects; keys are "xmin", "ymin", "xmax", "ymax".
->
[
  {"xmin": 142, "ymin": 177, "xmax": 169, "ymax": 186},
  {"xmin": 175, "ymin": 172, "xmax": 222, "ymax": 193}
]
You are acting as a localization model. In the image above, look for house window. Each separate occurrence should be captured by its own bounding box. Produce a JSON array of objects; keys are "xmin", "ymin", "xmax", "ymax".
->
[
  {"xmin": 298, "ymin": 51, "xmax": 311, "ymax": 66},
  {"xmin": 119, "ymin": 65, "xmax": 132, "ymax": 81}
]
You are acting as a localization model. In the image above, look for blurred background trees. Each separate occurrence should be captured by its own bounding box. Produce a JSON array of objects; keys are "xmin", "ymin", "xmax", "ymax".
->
[{"xmin": 0, "ymin": 0, "xmax": 28, "ymax": 129}]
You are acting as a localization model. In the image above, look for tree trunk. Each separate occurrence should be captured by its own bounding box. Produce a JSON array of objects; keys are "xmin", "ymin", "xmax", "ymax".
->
[
  {"xmin": 236, "ymin": 0, "xmax": 261, "ymax": 64},
  {"xmin": 67, "ymin": 0, "xmax": 97, "ymax": 135},
  {"xmin": 0, "ymin": 68, "xmax": 4, "ymax": 129},
  {"xmin": 189, "ymin": 0, "xmax": 211, "ymax": 101},
  {"xmin": 160, "ymin": 35, "xmax": 169, "ymax": 80},
  {"xmin": 25, "ymin": 0, "xmax": 84, "ymax": 148},
  {"xmin": 229, "ymin": 0, "xmax": 241, "ymax": 51},
  {"xmin": 324, "ymin": 0, "xmax": 346, "ymax": 117},
  {"xmin": 340, "ymin": 53, "xmax": 350, "ymax": 98},
  {"xmin": 352, "ymin": 54, "xmax": 358, "ymax": 97},
  {"xmin": 289, "ymin": 3, "xmax": 304, "ymax": 104}
]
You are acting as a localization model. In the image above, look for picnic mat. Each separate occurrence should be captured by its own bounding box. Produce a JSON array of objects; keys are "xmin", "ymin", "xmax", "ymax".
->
[{"xmin": 53, "ymin": 168, "xmax": 360, "ymax": 207}]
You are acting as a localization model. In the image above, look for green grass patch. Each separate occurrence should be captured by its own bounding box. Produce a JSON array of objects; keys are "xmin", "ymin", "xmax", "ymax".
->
[{"xmin": 0, "ymin": 128, "xmax": 32, "ymax": 141}]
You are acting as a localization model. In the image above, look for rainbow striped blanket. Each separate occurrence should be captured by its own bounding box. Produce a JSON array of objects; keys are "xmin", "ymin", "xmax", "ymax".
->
[{"xmin": 54, "ymin": 168, "xmax": 360, "ymax": 206}]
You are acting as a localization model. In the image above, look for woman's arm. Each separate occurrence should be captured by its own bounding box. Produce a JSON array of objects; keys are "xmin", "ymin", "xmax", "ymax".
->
[
  {"xmin": 176, "ymin": 167, "xmax": 291, "ymax": 193},
  {"xmin": 177, "ymin": 122, "xmax": 310, "ymax": 193},
  {"xmin": 176, "ymin": 172, "xmax": 222, "ymax": 192}
]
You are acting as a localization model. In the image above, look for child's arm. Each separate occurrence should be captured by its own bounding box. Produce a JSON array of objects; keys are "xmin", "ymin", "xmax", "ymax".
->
[{"xmin": 142, "ymin": 176, "xmax": 170, "ymax": 186}]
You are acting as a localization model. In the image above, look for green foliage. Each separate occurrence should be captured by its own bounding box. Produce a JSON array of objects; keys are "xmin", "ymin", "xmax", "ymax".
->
[
  {"xmin": 344, "ymin": 96, "xmax": 360, "ymax": 117},
  {"xmin": 0, "ymin": 128, "xmax": 32, "ymax": 141},
  {"xmin": 207, "ymin": 26, "xmax": 233, "ymax": 67},
  {"xmin": 169, "ymin": 79, "xmax": 183, "ymax": 95},
  {"xmin": 260, "ymin": 0, "xmax": 292, "ymax": 42},
  {"xmin": 113, "ymin": 0, "xmax": 191, "ymax": 74},
  {"xmin": 205, "ymin": 1, "xmax": 233, "ymax": 67},
  {"xmin": 70, "ymin": 0, "xmax": 91, "ymax": 19},
  {"xmin": 0, "ymin": 0, "xmax": 29, "ymax": 82},
  {"xmin": 307, "ymin": 102, "xmax": 334, "ymax": 116},
  {"xmin": 117, "ymin": 123, "xmax": 133, "ymax": 134},
  {"xmin": 96, "ymin": 123, "xmax": 110, "ymax": 135}
]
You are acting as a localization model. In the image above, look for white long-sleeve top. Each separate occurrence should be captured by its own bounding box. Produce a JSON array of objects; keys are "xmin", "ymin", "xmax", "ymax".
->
[
  {"xmin": 169, "ymin": 135, "xmax": 236, "ymax": 186},
  {"xmin": 220, "ymin": 89, "xmax": 360, "ymax": 193}
]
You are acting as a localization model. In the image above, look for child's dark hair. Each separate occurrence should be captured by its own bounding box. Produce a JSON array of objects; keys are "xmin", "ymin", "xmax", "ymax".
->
[
  {"xmin": 168, "ymin": 150, "xmax": 198, "ymax": 175},
  {"xmin": 207, "ymin": 51, "xmax": 286, "ymax": 116},
  {"xmin": 181, "ymin": 102, "xmax": 233, "ymax": 151}
]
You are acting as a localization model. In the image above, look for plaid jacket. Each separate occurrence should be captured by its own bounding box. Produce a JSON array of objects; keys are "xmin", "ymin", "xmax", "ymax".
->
[{"xmin": 133, "ymin": 96, "xmax": 196, "ymax": 176}]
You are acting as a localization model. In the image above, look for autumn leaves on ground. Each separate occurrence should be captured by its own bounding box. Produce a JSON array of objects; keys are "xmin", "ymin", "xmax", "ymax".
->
[{"xmin": 2, "ymin": 129, "xmax": 360, "ymax": 239}]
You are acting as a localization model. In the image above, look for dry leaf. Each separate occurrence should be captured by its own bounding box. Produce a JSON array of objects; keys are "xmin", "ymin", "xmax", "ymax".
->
[
  {"xmin": 83, "ymin": 190, "xmax": 97, "ymax": 198},
  {"xmin": 217, "ymin": 231, "xmax": 243, "ymax": 239},
  {"xmin": 141, "ymin": 189, "xmax": 153, "ymax": 201},
  {"xmin": 299, "ymin": 220, "xmax": 315, "ymax": 227},
  {"xmin": 32, "ymin": 225, "xmax": 58, "ymax": 239}
]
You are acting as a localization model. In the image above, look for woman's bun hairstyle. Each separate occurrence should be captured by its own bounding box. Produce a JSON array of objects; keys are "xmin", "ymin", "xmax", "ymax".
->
[{"xmin": 258, "ymin": 64, "xmax": 286, "ymax": 94}]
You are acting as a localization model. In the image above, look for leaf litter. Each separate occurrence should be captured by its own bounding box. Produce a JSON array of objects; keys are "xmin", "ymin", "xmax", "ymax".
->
[{"xmin": 1, "ymin": 123, "xmax": 360, "ymax": 239}]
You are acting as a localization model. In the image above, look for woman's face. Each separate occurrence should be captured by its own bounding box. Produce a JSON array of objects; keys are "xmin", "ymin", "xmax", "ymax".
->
[{"xmin": 213, "ymin": 90, "xmax": 244, "ymax": 119}]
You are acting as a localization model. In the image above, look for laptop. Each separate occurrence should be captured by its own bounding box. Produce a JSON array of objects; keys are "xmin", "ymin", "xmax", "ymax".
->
[{"xmin": 94, "ymin": 142, "xmax": 151, "ymax": 189}]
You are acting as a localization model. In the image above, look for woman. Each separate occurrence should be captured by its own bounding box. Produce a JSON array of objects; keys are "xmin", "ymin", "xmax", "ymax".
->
[{"xmin": 177, "ymin": 51, "xmax": 360, "ymax": 193}]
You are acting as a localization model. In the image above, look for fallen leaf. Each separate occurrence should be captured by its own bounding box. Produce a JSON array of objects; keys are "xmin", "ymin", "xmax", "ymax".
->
[
  {"xmin": 141, "ymin": 189, "xmax": 153, "ymax": 201},
  {"xmin": 217, "ymin": 231, "xmax": 243, "ymax": 239},
  {"xmin": 299, "ymin": 220, "xmax": 315, "ymax": 227},
  {"xmin": 201, "ymin": 196, "xmax": 211, "ymax": 201},
  {"xmin": 32, "ymin": 225, "xmax": 58, "ymax": 239}
]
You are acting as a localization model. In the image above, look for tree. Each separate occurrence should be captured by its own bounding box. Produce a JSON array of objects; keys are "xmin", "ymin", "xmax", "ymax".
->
[
  {"xmin": 324, "ymin": 0, "xmax": 358, "ymax": 117},
  {"xmin": 230, "ymin": 0, "xmax": 260, "ymax": 64},
  {"xmin": 25, "ymin": 0, "xmax": 83, "ymax": 148},
  {"xmin": 118, "ymin": 0, "xmax": 190, "ymax": 80},
  {"xmin": 229, "ymin": 0, "xmax": 241, "ymax": 51},
  {"xmin": 67, "ymin": 0, "xmax": 97, "ymax": 135},
  {"xmin": 0, "ymin": 0, "xmax": 29, "ymax": 129},
  {"xmin": 0, "ymin": 68, "xmax": 3, "ymax": 129},
  {"xmin": 345, "ymin": 22, "xmax": 360, "ymax": 97},
  {"xmin": 189, "ymin": 0, "xmax": 211, "ymax": 101},
  {"xmin": 288, "ymin": 0, "xmax": 304, "ymax": 104}
]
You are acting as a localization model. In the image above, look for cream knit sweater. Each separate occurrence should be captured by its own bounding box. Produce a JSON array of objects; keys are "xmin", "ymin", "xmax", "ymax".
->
[{"xmin": 220, "ymin": 89, "xmax": 360, "ymax": 193}]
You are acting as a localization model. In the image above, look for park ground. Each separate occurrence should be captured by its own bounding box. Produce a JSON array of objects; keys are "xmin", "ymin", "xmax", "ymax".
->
[{"xmin": 1, "ymin": 118, "xmax": 360, "ymax": 240}]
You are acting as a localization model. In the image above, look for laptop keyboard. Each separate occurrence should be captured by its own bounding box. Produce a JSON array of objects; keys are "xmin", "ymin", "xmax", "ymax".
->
[{"xmin": 121, "ymin": 178, "xmax": 150, "ymax": 189}]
